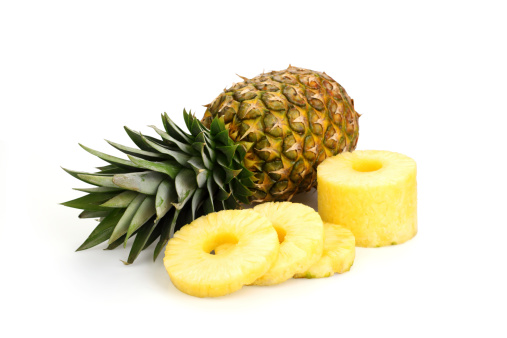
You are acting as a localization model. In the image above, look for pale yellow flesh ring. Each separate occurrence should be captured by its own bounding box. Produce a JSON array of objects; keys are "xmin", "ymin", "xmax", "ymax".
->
[
  {"xmin": 294, "ymin": 222, "xmax": 355, "ymax": 278},
  {"xmin": 163, "ymin": 210, "xmax": 279, "ymax": 297},
  {"xmin": 251, "ymin": 202, "xmax": 324, "ymax": 286}
]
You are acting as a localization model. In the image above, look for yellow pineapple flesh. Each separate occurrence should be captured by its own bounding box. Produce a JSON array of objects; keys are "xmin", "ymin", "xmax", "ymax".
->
[
  {"xmin": 163, "ymin": 210, "xmax": 279, "ymax": 297},
  {"xmin": 250, "ymin": 202, "xmax": 324, "ymax": 286},
  {"xmin": 318, "ymin": 150, "xmax": 417, "ymax": 247},
  {"xmin": 294, "ymin": 223, "xmax": 355, "ymax": 278}
]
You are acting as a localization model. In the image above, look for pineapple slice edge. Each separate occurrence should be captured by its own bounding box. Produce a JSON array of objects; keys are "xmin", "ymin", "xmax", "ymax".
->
[
  {"xmin": 294, "ymin": 223, "xmax": 355, "ymax": 279},
  {"xmin": 249, "ymin": 202, "xmax": 324, "ymax": 286}
]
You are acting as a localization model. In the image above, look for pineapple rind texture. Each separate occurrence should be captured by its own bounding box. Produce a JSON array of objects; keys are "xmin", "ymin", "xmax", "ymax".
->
[
  {"xmin": 250, "ymin": 202, "xmax": 324, "ymax": 286},
  {"xmin": 318, "ymin": 150, "xmax": 417, "ymax": 247},
  {"xmin": 294, "ymin": 223, "xmax": 355, "ymax": 279},
  {"xmin": 163, "ymin": 210, "xmax": 279, "ymax": 297},
  {"xmin": 202, "ymin": 66, "xmax": 360, "ymax": 203}
]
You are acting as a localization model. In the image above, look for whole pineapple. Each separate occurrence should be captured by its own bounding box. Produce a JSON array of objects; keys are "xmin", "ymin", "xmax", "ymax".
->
[
  {"xmin": 62, "ymin": 66, "xmax": 360, "ymax": 263},
  {"xmin": 202, "ymin": 66, "xmax": 359, "ymax": 202}
]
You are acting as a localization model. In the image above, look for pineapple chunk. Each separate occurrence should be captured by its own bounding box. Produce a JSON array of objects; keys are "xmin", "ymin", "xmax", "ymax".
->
[
  {"xmin": 318, "ymin": 150, "xmax": 417, "ymax": 247},
  {"xmin": 294, "ymin": 223, "xmax": 355, "ymax": 278},
  {"xmin": 251, "ymin": 202, "xmax": 324, "ymax": 286},
  {"xmin": 163, "ymin": 210, "xmax": 279, "ymax": 297}
]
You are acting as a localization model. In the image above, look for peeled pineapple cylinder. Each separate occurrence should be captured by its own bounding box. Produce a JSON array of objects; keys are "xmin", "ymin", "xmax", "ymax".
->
[{"xmin": 317, "ymin": 150, "xmax": 417, "ymax": 247}]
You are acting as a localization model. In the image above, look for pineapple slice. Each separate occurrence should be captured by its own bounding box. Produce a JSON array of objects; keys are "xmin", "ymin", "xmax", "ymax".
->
[
  {"xmin": 250, "ymin": 202, "xmax": 324, "ymax": 286},
  {"xmin": 294, "ymin": 223, "xmax": 355, "ymax": 278},
  {"xmin": 318, "ymin": 150, "xmax": 417, "ymax": 247},
  {"xmin": 163, "ymin": 210, "xmax": 279, "ymax": 297}
]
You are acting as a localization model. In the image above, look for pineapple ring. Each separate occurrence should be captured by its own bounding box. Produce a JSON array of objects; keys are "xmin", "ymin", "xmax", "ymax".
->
[
  {"xmin": 318, "ymin": 150, "xmax": 417, "ymax": 247},
  {"xmin": 250, "ymin": 202, "xmax": 324, "ymax": 286},
  {"xmin": 294, "ymin": 223, "xmax": 355, "ymax": 279},
  {"xmin": 163, "ymin": 210, "xmax": 279, "ymax": 297}
]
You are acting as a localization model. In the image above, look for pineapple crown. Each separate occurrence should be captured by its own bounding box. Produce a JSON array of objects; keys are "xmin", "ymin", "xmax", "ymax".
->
[{"xmin": 62, "ymin": 110, "xmax": 254, "ymax": 264}]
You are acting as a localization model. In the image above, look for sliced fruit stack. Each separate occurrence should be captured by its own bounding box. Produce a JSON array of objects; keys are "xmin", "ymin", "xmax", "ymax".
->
[
  {"xmin": 294, "ymin": 223, "xmax": 355, "ymax": 279},
  {"xmin": 163, "ymin": 202, "xmax": 355, "ymax": 297},
  {"xmin": 250, "ymin": 202, "xmax": 324, "ymax": 286}
]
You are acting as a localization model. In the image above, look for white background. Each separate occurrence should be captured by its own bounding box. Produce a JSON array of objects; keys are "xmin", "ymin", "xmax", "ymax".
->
[{"xmin": 1, "ymin": 0, "xmax": 506, "ymax": 337}]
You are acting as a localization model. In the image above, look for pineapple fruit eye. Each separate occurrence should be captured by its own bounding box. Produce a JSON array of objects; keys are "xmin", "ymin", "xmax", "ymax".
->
[{"xmin": 352, "ymin": 158, "xmax": 383, "ymax": 172}]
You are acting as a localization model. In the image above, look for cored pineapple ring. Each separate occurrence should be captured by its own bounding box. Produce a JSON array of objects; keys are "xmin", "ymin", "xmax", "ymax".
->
[
  {"xmin": 163, "ymin": 210, "xmax": 279, "ymax": 297},
  {"xmin": 294, "ymin": 223, "xmax": 355, "ymax": 278},
  {"xmin": 318, "ymin": 150, "xmax": 417, "ymax": 247},
  {"xmin": 251, "ymin": 202, "xmax": 324, "ymax": 286}
]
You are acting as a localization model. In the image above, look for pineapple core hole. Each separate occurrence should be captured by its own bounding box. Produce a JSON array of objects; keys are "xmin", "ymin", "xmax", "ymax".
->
[
  {"xmin": 352, "ymin": 158, "xmax": 383, "ymax": 172},
  {"xmin": 205, "ymin": 233, "xmax": 238, "ymax": 255},
  {"xmin": 274, "ymin": 226, "xmax": 286, "ymax": 243}
]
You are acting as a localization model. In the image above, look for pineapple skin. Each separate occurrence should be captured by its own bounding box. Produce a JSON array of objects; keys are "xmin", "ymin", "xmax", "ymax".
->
[
  {"xmin": 317, "ymin": 150, "xmax": 417, "ymax": 247},
  {"xmin": 294, "ymin": 223, "xmax": 355, "ymax": 279},
  {"xmin": 163, "ymin": 210, "xmax": 279, "ymax": 297},
  {"xmin": 202, "ymin": 66, "xmax": 360, "ymax": 203},
  {"xmin": 250, "ymin": 202, "xmax": 324, "ymax": 286}
]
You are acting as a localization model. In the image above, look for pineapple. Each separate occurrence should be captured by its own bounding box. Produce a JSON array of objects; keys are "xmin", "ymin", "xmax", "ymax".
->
[
  {"xmin": 62, "ymin": 66, "xmax": 360, "ymax": 263},
  {"xmin": 202, "ymin": 66, "xmax": 359, "ymax": 202},
  {"xmin": 317, "ymin": 150, "xmax": 417, "ymax": 247},
  {"xmin": 294, "ymin": 223, "xmax": 355, "ymax": 279},
  {"xmin": 163, "ymin": 210, "xmax": 279, "ymax": 297},
  {"xmin": 249, "ymin": 202, "xmax": 324, "ymax": 286}
]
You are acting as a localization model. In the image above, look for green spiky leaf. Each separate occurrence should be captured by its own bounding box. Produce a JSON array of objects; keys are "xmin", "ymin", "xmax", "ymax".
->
[
  {"xmin": 155, "ymin": 178, "xmax": 176, "ymax": 220},
  {"xmin": 79, "ymin": 144, "xmax": 143, "ymax": 171},
  {"xmin": 124, "ymin": 196, "xmax": 156, "ymax": 246},
  {"xmin": 172, "ymin": 169, "xmax": 197, "ymax": 209},
  {"xmin": 106, "ymin": 140, "xmax": 168, "ymax": 161},
  {"xmin": 127, "ymin": 155, "xmax": 180, "ymax": 179},
  {"xmin": 62, "ymin": 192, "xmax": 119, "ymax": 211},
  {"xmin": 76, "ymin": 174, "xmax": 117, "ymax": 188},
  {"xmin": 162, "ymin": 113, "xmax": 194, "ymax": 144},
  {"xmin": 101, "ymin": 191, "xmax": 139, "ymax": 208},
  {"xmin": 140, "ymin": 134, "xmax": 191, "ymax": 165},
  {"xmin": 183, "ymin": 109, "xmax": 193, "ymax": 132},
  {"xmin": 76, "ymin": 209, "xmax": 125, "ymax": 251},
  {"xmin": 149, "ymin": 125, "xmax": 196, "ymax": 155},
  {"xmin": 73, "ymin": 186, "xmax": 122, "ymax": 193},
  {"xmin": 215, "ymin": 130, "xmax": 231, "ymax": 146},
  {"xmin": 78, "ymin": 210, "xmax": 111, "ymax": 219},
  {"xmin": 153, "ymin": 210, "xmax": 178, "ymax": 261},
  {"xmin": 231, "ymin": 178, "xmax": 253, "ymax": 196},
  {"xmin": 124, "ymin": 218, "xmax": 159, "ymax": 265},
  {"xmin": 124, "ymin": 126, "xmax": 153, "ymax": 151},
  {"xmin": 109, "ymin": 193, "xmax": 146, "ymax": 244},
  {"xmin": 143, "ymin": 218, "xmax": 164, "ymax": 251},
  {"xmin": 112, "ymin": 171, "xmax": 166, "ymax": 195},
  {"xmin": 195, "ymin": 169, "xmax": 209, "ymax": 188},
  {"xmin": 216, "ymin": 145, "xmax": 238, "ymax": 164},
  {"xmin": 190, "ymin": 118, "xmax": 203, "ymax": 137}
]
